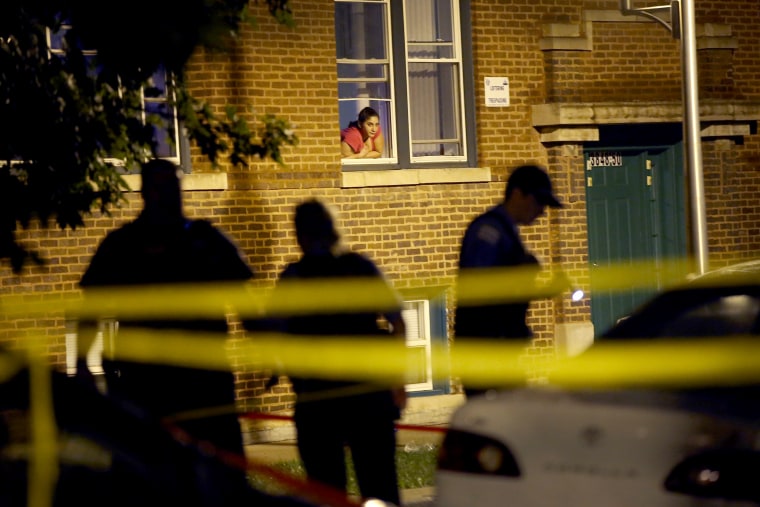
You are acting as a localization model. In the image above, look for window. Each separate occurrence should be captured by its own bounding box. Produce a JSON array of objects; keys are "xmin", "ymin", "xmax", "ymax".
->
[
  {"xmin": 403, "ymin": 299, "xmax": 434, "ymax": 391},
  {"xmin": 335, "ymin": 0, "xmax": 476, "ymax": 168},
  {"xmin": 65, "ymin": 319, "xmax": 114, "ymax": 377},
  {"xmin": 402, "ymin": 291, "xmax": 450, "ymax": 395},
  {"xmin": 48, "ymin": 24, "xmax": 186, "ymax": 169}
]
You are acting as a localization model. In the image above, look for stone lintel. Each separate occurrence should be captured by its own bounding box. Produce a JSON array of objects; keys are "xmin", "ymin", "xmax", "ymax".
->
[
  {"xmin": 701, "ymin": 123, "xmax": 751, "ymax": 138},
  {"xmin": 697, "ymin": 23, "xmax": 733, "ymax": 37},
  {"xmin": 697, "ymin": 37, "xmax": 739, "ymax": 50},
  {"xmin": 532, "ymin": 101, "xmax": 760, "ymax": 127},
  {"xmin": 540, "ymin": 11, "xmax": 736, "ymax": 53},
  {"xmin": 539, "ymin": 128, "xmax": 600, "ymax": 143},
  {"xmin": 542, "ymin": 23, "xmax": 581, "ymax": 38}
]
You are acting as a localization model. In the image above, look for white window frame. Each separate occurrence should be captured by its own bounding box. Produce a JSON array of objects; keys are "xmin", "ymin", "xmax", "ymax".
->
[
  {"xmin": 47, "ymin": 24, "xmax": 183, "ymax": 168},
  {"xmin": 402, "ymin": 0, "xmax": 469, "ymax": 164},
  {"xmin": 403, "ymin": 299, "xmax": 434, "ymax": 391},
  {"xmin": 337, "ymin": 0, "xmax": 398, "ymax": 166},
  {"xmin": 65, "ymin": 319, "xmax": 114, "ymax": 377},
  {"xmin": 336, "ymin": 0, "xmax": 477, "ymax": 170}
]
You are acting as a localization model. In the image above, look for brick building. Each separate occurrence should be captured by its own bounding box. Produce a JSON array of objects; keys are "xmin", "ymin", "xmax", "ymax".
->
[{"xmin": 2, "ymin": 0, "xmax": 760, "ymax": 419}]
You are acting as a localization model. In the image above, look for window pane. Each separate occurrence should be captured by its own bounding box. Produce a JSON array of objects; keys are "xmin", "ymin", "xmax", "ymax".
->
[
  {"xmin": 338, "ymin": 81, "xmax": 390, "ymax": 100},
  {"xmin": 48, "ymin": 28, "xmax": 66, "ymax": 51},
  {"xmin": 145, "ymin": 102, "xmax": 178, "ymax": 158},
  {"xmin": 337, "ymin": 63, "xmax": 390, "ymax": 99},
  {"xmin": 145, "ymin": 66, "xmax": 177, "ymax": 158},
  {"xmin": 406, "ymin": 0, "xmax": 454, "ymax": 59},
  {"xmin": 336, "ymin": 0, "xmax": 393, "ymax": 160},
  {"xmin": 405, "ymin": 0, "xmax": 466, "ymax": 161},
  {"xmin": 408, "ymin": 42, "xmax": 453, "ymax": 59},
  {"xmin": 408, "ymin": 62, "xmax": 462, "ymax": 157},
  {"xmin": 335, "ymin": 2, "xmax": 388, "ymax": 60},
  {"xmin": 145, "ymin": 68, "xmax": 169, "ymax": 98},
  {"xmin": 405, "ymin": 346, "xmax": 429, "ymax": 384},
  {"xmin": 337, "ymin": 62, "xmax": 388, "ymax": 82},
  {"xmin": 338, "ymin": 100, "xmax": 392, "ymax": 158}
]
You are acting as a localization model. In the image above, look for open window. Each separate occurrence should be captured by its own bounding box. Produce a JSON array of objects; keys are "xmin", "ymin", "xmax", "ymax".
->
[{"xmin": 335, "ymin": 0, "xmax": 477, "ymax": 169}]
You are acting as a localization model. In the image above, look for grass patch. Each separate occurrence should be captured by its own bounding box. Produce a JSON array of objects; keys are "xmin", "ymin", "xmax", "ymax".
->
[{"xmin": 249, "ymin": 443, "xmax": 438, "ymax": 495}]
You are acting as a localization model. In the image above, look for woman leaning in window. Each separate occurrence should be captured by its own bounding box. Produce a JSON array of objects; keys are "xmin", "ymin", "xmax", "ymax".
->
[{"xmin": 340, "ymin": 107, "xmax": 384, "ymax": 159}]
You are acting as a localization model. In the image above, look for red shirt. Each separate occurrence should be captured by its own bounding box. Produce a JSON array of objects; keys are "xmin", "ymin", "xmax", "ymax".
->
[{"xmin": 340, "ymin": 122, "xmax": 382, "ymax": 153}]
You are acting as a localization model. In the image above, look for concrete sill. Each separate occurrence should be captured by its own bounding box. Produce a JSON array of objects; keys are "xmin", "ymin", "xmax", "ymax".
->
[
  {"xmin": 122, "ymin": 172, "xmax": 228, "ymax": 192},
  {"xmin": 341, "ymin": 168, "xmax": 491, "ymax": 188}
]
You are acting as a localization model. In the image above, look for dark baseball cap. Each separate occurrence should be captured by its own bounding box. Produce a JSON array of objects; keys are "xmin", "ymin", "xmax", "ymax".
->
[{"xmin": 506, "ymin": 164, "xmax": 563, "ymax": 208}]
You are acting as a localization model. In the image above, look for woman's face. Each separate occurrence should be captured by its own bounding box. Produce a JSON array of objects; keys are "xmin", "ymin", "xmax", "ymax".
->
[{"xmin": 360, "ymin": 115, "xmax": 380, "ymax": 139}]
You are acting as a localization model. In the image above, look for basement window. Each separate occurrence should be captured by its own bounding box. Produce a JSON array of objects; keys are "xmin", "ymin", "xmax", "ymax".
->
[{"xmin": 402, "ymin": 290, "xmax": 450, "ymax": 395}]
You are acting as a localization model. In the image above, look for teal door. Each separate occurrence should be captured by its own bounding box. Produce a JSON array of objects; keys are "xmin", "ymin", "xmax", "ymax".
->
[{"xmin": 584, "ymin": 141, "xmax": 687, "ymax": 336}]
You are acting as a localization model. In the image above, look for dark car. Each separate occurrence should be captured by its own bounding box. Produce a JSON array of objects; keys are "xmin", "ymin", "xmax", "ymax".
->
[
  {"xmin": 436, "ymin": 259, "xmax": 760, "ymax": 507},
  {"xmin": 602, "ymin": 259, "xmax": 760, "ymax": 342}
]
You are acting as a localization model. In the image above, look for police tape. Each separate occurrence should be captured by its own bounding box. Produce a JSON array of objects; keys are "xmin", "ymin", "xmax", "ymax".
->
[
  {"xmin": 3, "ymin": 256, "xmax": 760, "ymax": 396},
  {"xmin": 10, "ymin": 331, "xmax": 760, "ymax": 507},
  {"xmin": 27, "ymin": 352, "xmax": 58, "ymax": 507},
  {"xmin": 242, "ymin": 410, "xmax": 449, "ymax": 434},
  {"xmin": 0, "ymin": 257, "xmax": 720, "ymax": 320},
  {"xmin": 45, "ymin": 328, "xmax": 760, "ymax": 389}
]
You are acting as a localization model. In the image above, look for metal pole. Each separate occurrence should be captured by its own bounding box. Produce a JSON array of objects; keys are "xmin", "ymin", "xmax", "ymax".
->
[{"xmin": 680, "ymin": 0, "xmax": 709, "ymax": 274}]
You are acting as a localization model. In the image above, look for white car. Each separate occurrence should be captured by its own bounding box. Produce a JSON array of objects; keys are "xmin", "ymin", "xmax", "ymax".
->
[{"xmin": 436, "ymin": 260, "xmax": 760, "ymax": 507}]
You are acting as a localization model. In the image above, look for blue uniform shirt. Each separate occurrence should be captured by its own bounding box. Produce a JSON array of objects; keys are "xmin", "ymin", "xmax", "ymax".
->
[{"xmin": 455, "ymin": 205, "xmax": 537, "ymax": 340}]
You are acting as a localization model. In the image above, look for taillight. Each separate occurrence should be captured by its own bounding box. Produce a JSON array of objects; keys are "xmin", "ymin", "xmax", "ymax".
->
[
  {"xmin": 437, "ymin": 429, "xmax": 520, "ymax": 477},
  {"xmin": 664, "ymin": 448, "xmax": 760, "ymax": 502}
]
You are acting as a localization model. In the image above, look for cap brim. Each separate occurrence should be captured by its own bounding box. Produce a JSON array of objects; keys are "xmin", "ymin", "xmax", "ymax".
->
[{"xmin": 536, "ymin": 192, "xmax": 563, "ymax": 208}]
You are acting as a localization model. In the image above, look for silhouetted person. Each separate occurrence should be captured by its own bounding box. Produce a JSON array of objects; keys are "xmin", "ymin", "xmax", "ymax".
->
[
  {"xmin": 269, "ymin": 198, "xmax": 406, "ymax": 505},
  {"xmin": 455, "ymin": 164, "xmax": 563, "ymax": 398},
  {"xmin": 77, "ymin": 159, "xmax": 253, "ymax": 505}
]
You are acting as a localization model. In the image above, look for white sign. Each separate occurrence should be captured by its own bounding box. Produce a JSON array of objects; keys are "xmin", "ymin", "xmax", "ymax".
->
[{"xmin": 485, "ymin": 77, "xmax": 510, "ymax": 107}]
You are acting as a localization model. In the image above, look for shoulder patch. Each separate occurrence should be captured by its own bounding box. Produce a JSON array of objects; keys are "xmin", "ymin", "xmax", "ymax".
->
[{"xmin": 476, "ymin": 224, "xmax": 501, "ymax": 245}]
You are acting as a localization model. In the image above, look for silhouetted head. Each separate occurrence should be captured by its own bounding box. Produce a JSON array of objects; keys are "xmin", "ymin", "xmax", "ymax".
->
[
  {"xmin": 294, "ymin": 199, "xmax": 340, "ymax": 255},
  {"xmin": 139, "ymin": 159, "xmax": 184, "ymax": 225},
  {"xmin": 504, "ymin": 164, "xmax": 562, "ymax": 226}
]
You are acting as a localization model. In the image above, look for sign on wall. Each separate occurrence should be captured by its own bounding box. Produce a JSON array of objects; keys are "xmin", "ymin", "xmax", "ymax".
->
[{"xmin": 484, "ymin": 77, "xmax": 510, "ymax": 107}]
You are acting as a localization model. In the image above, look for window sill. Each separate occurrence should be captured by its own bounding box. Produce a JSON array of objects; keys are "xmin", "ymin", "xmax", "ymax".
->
[
  {"xmin": 122, "ymin": 172, "xmax": 228, "ymax": 192},
  {"xmin": 341, "ymin": 167, "xmax": 491, "ymax": 188}
]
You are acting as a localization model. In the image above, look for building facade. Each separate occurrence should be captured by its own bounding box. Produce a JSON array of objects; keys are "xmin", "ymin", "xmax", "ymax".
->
[{"xmin": 2, "ymin": 0, "xmax": 759, "ymax": 417}]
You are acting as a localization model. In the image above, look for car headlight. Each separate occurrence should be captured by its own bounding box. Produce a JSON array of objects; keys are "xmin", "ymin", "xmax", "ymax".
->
[
  {"xmin": 437, "ymin": 429, "xmax": 520, "ymax": 477},
  {"xmin": 664, "ymin": 448, "xmax": 760, "ymax": 502}
]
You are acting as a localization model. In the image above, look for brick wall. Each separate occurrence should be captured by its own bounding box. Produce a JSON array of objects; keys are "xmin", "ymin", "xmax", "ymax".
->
[{"xmin": 2, "ymin": 0, "xmax": 760, "ymax": 413}]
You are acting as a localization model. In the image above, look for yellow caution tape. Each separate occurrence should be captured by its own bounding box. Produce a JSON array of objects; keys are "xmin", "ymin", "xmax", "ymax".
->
[
  {"xmin": 67, "ymin": 329, "xmax": 760, "ymax": 390},
  {"xmin": 4, "ymin": 257, "xmax": 755, "ymax": 321}
]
